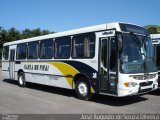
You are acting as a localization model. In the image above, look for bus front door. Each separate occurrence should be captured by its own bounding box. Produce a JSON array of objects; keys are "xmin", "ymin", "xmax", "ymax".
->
[
  {"xmin": 9, "ymin": 49, "xmax": 15, "ymax": 79},
  {"xmin": 100, "ymin": 37, "xmax": 117, "ymax": 93}
]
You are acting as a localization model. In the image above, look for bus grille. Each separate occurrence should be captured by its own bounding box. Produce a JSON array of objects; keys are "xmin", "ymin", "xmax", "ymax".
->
[
  {"xmin": 139, "ymin": 81, "xmax": 153, "ymax": 87},
  {"xmin": 132, "ymin": 74, "xmax": 156, "ymax": 80}
]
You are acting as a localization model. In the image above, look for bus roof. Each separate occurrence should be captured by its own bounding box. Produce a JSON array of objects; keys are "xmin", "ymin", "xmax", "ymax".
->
[
  {"xmin": 3, "ymin": 22, "xmax": 142, "ymax": 46},
  {"xmin": 151, "ymin": 34, "xmax": 160, "ymax": 40}
]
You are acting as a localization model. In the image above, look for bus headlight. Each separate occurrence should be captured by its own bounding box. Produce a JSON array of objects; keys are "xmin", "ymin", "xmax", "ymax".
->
[{"xmin": 124, "ymin": 82, "xmax": 138, "ymax": 87}]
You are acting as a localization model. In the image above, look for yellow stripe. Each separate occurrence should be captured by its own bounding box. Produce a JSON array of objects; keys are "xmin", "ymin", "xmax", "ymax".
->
[
  {"xmin": 49, "ymin": 62, "xmax": 79, "ymax": 88},
  {"xmin": 91, "ymin": 87, "xmax": 95, "ymax": 93},
  {"xmin": 21, "ymin": 61, "xmax": 95, "ymax": 93}
]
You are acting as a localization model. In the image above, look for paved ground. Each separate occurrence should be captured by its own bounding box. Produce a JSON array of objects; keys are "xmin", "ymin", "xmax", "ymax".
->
[{"xmin": 0, "ymin": 68, "xmax": 160, "ymax": 114}]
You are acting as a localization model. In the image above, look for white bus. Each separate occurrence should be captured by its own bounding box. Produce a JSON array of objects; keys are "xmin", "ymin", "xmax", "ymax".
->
[
  {"xmin": 2, "ymin": 22, "xmax": 158, "ymax": 100},
  {"xmin": 151, "ymin": 34, "xmax": 160, "ymax": 88}
]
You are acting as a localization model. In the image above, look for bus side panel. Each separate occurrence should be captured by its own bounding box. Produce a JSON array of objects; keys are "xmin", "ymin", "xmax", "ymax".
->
[
  {"xmin": 2, "ymin": 61, "xmax": 10, "ymax": 80},
  {"xmin": 15, "ymin": 60, "xmax": 99, "ymax": 91},
  {"xmin": 15, "ymin": 62, "xmax": 72, "ymax": 89},
  {"xmin": 25, "ymin": 73, "xmax": 71, "ymax": 89}
]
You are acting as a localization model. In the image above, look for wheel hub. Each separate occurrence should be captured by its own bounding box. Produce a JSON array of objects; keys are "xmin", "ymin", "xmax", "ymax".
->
[
  {"xmin": 78, "ymin": 82, "xmax": 88, "ymax": 96},
  {"xmin": 19, "ymin": 76, "xmax": 23, "ymax": 85}
]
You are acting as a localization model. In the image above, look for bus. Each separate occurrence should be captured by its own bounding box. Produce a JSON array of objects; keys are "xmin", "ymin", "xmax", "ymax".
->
[
  {"xmin": 2, "ymin": 22, "xmax": 158, "ymax": 100},
  {"xmin": 151, "ymin": 34, "xmax": 160, "ymax": 87}
]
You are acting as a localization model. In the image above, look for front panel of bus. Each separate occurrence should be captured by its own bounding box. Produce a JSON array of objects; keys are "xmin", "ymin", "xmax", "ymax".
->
[
  {"xmin": 98, "ymin": 24, "xmax": 158, "ymax": 97},
  {"xmin": 117, "ymin": 23, "xmax": 158, "ymax": 97}
]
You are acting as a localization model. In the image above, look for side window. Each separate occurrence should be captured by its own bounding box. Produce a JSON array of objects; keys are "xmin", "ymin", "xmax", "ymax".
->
[
  {"xmin": 55, "ymin": 36, "xmax": 71, "ymax": 59},
  {"xmin": 3, "ymin": 46, "xmax": 9, "ymax": 60},
  {"xmin": 28, "ymin": 41, "xmax": 39, "ymax": 59},
  {"xmin": 17, "ymin": 43, "xmax": 27, "ymax": 59},
  {"xmin": 40, "ymin": 39, "xmax": 53, "ymax": 59},
  {"xmin": 72, "ymin": 33, "xmax": 95, "ymax": 58}
]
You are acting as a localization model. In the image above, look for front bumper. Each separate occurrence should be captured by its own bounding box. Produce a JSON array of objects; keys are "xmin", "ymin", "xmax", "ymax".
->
[{"xmin": 117, "ymin": 81, "xmax": 158, "ymax": 97}]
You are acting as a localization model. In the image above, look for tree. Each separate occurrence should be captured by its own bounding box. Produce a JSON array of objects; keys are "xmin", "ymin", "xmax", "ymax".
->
[
  {"xmin": 42, "ymin": 30, "xmax": 51, "ymax": 35},
  {"xmin": 0, "ymin": 28, "xmax": 8, "ymax": 48},
  {"xmin": 7, "ymin": 27, "xmax": 21, "ymax": 42},
  {"xmin": 32, "ymin": 28, "xmax": 41, "ymax": 37},
  {"xmin": 0, "ymin": 28, "xmax": 8, "ymax": 59},
  {"xmin": 21, "ymin": 28, "xmax": 52, "ymax": 39},
  {"xmin": 21, "ymin": 29, "xmax": 32, "ymax": 39},
  {"xmin": 147, "ymin": 27, "xmax": 158, "ymax": 34}
]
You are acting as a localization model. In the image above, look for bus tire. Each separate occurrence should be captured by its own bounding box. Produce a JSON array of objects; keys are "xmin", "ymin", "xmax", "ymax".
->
[
  {"xmin": 18, "ymin": 72, "xmax": 26, "ymax": 87},
  {"xmin": 75, "ymin": 78, "xmax": 92, "ymax": 100}
]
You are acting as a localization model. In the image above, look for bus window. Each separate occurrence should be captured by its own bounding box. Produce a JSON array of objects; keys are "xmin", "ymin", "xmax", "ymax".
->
[
  {"xmin": 55, "ymin": 36, "xmax": 71, "ymax": 59},
  {"xmin": 28, "ymin": 41, "xmax": 39, "ymax": 59},
  {"xmin": 40, "ymin": 39, "xmax": 53, "ymax": 59},
  {"xmin": 17, "ymin": 43, "xmax": 27, "ymax": 59},
  {"xmin": 3, "ymin": 46, "xmax": 9, "ymax": 60},
  {"xmin": 72, "ymin": 33, "xmax": 95, "ymax": 58},
  {"xmin": 110, "ymin": 38, "xmax": 117, "ymax": 71},
  {"xmin": 101, "ymin": 39, "xmax": 107, "ymax": 68}
]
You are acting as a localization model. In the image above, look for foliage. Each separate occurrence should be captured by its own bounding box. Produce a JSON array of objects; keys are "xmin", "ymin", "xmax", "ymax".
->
[
  {"xmin": 147, "ymin": 27, "xmax": 158, "ymax": 34},
  {"xmin": 144, "ymin": 25, "xmax": 160, "ymax": 34}
]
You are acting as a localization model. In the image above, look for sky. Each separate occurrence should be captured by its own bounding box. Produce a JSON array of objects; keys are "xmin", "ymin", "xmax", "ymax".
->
[{"xmin": 0, "ymin": 0, "xmax": 160, "ymax": 32}]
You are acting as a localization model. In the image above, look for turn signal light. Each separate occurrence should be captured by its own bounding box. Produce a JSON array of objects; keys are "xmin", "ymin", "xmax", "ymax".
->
[{"xmin": 124, "ymin": 82, "xmax": 138, "ymax": 87}]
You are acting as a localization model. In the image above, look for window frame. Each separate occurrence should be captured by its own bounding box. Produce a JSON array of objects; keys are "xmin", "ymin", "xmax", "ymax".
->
[
  {"xmin": 101, "ymin": 38, "xmax": 108, "ymax": 68},
  {"xmin": 109, "ymin": 37, "xmax": 117, "ymax": 71},
  {"xmin": 39, "ymin": 39, "xmax": 53, "ymax": 59},
  {"xmin": 71, "ymin": 32, "xmax": 96, "ymax": 59},
  {"xmin": 27, "ymin": 41, "xmax": 39, "ymax": 60},
  {"xmin": 54, "ymin": 36, "xmax": 71, "ymax": 59},
  {"xmin": 16, "ymin": 43, "xmax": 27, "ymax": 60},
  {"xmin": 2, "ymin": 46, "xmax": 9, "ymax": 60}
]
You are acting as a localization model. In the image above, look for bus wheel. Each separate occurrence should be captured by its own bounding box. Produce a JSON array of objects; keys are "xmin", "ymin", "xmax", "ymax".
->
[
  {"xmin": 18, "ymin": 72, "xmax": 26, "ymax": 87},
  {"xmin": 75, "ymin": 78, "xmax": 92, "ymax": 100}
]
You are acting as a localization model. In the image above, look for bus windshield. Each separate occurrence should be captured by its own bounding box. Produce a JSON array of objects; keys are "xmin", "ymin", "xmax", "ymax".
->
[{"xmin": 120, "ymin": 33, "xmax": 157, "ymax": 74}]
